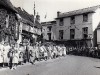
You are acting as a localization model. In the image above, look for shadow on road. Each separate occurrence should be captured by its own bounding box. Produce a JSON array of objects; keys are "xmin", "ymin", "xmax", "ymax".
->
[{"xmin": 94, "ymin": 66, "xmax": 100, "ymax": 69}]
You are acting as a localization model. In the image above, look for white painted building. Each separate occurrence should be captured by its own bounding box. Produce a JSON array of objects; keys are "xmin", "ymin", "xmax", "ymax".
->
[
  {"xmin": 56, "ymin": 5, "xmax": 100, "ymax": 47},
  {"xmin": 41, "ymin": 21, "xmax": 56, "ymax": 41}
]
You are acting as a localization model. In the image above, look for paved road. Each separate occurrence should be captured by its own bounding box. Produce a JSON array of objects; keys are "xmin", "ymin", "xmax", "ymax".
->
[{"xmin": 0, "ymin": 55, "xmax": 100, "ymax": 75}]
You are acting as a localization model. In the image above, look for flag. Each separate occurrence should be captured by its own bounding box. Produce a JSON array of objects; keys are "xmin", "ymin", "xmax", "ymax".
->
[
  {"xmin": 44, "ymin": 13, "xmax": 47, "ymax": 19},
  {"xmin": 34, "ymin": 2, "xmax": 36, "ymax": 16}
]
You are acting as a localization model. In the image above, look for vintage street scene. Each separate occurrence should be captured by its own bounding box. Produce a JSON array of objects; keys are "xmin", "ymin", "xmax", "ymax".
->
[{"xmin": 0, "ymin": 0, "xmax": 100, "ymax": 75}]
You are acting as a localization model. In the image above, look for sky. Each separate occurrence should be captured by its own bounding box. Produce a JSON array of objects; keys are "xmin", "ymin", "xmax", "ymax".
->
[{"xmin": 10, "ymin": 0, "xmax": 100, "ymax": 22}]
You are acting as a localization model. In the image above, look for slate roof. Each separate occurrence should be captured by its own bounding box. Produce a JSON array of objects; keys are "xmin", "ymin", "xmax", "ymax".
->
[
  {"xmin": 57, "ymin": 5, "xmax": 100, "ymax": 19},
  {"xmin": 16, "ymin": 7, "xmax": 34, "ymax": 26},
  {"xmin": 16, "ymin": 7, "xmax": 42, "ymax": 28},
  {"xmin": 41, "ymin": 21, "xmax": 56, "ymax": 26},
  {"xmin": 0, "ymin": 0, "xmax": 17, "ymax": 12}
]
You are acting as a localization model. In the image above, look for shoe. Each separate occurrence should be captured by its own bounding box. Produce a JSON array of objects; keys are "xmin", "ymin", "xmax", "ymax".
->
[
  {"xmin": 13, "ymin": 67, "xmax": 16, "ymax": 70},
  {"xmin": 11, "ymin": 68, "xmax": 13, "ymax": 70}
]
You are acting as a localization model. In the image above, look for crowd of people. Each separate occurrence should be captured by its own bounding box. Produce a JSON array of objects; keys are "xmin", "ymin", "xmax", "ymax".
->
[
  {"xmin": 67, "ymin": 47, "xmax": 100, "ymax": 58},
  {"xmin": 0, "ymin": 42, "xmax": 100, "ymax": 70},
  {"xmin": 0, "ymin": 42, "xmax": 67, "ymax": 70}
]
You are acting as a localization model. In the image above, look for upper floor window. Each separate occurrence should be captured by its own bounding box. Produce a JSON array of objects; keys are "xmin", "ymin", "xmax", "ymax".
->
[
  {"xmin": 59, "ymin": 30, "xmax": 64, "ymax": 40},
  {"xmin": 82, "ymin": 27, "xmax": 88, "ymax": 39},
  {"xmin": 59, "ymin": 18, "xmax": 63, "ymax": 26},
  {"xmin": 47, "ymin": 26, "xmax": 52, "ymax": 31},
  {"xmin": 83, "ymin": 13, "xmax": 88, "ymax": 22},
  {"xmin": 70, "ymin": 16, "xmax": 75, "ymax": 24},
  {"xmin": 70, "ymin": 29, "xmax": 75, "ymax": 39}
]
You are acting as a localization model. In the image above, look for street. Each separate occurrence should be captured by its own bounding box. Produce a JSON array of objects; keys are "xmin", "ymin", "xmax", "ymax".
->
[{"xmin": 0, "ymin": 55, "xmax": 100, "ymax": 75}]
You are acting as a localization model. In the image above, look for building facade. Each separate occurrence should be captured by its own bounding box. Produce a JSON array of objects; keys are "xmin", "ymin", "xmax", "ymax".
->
[
  {"xmin": 41, "ymin": 21, "xmax": 56, "ymax": 42},
  {"xmin": 0, "ymin": 0, "xmax": 19, "ymax": 45},
  {"xmin": 16, "ymin": 7, "xmax": 42, "ymax": 46},
  {"xmin": 56, "ymin": 5, "xmax": 100, "ymax": 47}
]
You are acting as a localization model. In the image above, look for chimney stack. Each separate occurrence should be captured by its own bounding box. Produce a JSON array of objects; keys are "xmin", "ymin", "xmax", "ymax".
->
[
  {"xmin": 57, "ymin": 11, "xmax": 61, "ymax": 17},
  {"xmin": 36, "ymin": 13, "xmax": 40, "ymax": 23}
]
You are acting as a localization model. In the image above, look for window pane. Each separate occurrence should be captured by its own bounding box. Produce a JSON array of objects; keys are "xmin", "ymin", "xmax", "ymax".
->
[
  {"xmin": 59, "ymin": 18, "xmax": 63, "ymax": 26},
  {"xmin": 70, "ymin": 16, "xmax": 75, "ymax": 24},
  {"xmin": 47, "ymin": 26, "xmax": 52, "ymax": 31},
  {"xmin": 70, "ymin": 29, "xmax": 75, "ymax": 39},
  {"xmin": 83, "ymin": 13, "xmax": 88, "ymax": 22},
  {"xmin": 82, "ymin": 27, "xmax": 88, "ymax": 39},
  {"xmin": 59, "ymin": 30, "xmax": 63, "ymax": 40}
]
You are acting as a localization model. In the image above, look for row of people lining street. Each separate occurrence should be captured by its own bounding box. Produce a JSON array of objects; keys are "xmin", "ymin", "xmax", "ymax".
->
[
  {"xmin": 66, "ymin": 47, "xmax": 100, "ymax": 58},
  {"xmin": 0, "ymin": 41, "xmax": 100, "ymax": 70},
  {"xmin": 0, "ymin": 42, "xmax": 67, "ymax": 70}
]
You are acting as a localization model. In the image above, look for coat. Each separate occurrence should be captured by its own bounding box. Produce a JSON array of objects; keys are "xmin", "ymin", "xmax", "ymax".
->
[
  {"xmin": 12, "ymin": 52, "xmax": 19, "ymax": 63},
  {"xmin": 0, "ymin": 51, "xmax": 3, "ymax": 63},
  {"xmin": 30, "ymin": 50, "xmax": 35, "ymax": 62}
]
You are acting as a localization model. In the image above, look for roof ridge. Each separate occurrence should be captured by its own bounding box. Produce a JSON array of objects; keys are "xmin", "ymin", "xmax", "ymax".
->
[
  {"xmin": 62, "ymin": 5, "xmax": 100, "ymax": 15},
  {"xmin": 0, "ymin": 0, "xmax": 17, "ymax": 12}
]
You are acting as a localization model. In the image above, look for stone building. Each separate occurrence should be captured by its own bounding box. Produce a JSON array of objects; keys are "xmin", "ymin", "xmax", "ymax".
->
[
  {"xmin": 0, "ymin": 0, "xmax": 19, "ymax": 45},
  {"xmin": 41, "ymin": 21, "xmax": 56, "ymax": 42},
  {"xmin": 56, "ymin": 5, "xmax": 100, "ymax": 47}
]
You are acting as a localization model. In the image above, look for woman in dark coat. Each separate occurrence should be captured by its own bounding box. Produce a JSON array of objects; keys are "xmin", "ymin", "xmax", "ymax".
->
[{"xmin": 29, "ymin": 50, "xmax": 36, "ymax": 65}]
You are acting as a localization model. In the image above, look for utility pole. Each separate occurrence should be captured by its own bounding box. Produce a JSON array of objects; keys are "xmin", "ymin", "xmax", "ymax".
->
[{"xmin": 33, "ymin": 1, "xmax": 36, "ymax": 23}]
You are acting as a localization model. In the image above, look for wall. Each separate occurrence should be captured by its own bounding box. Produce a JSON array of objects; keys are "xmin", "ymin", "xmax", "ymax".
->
[
  {"xmin": 42, "ymin": 23, "xmax": 56, "ymax": 41},
  {"xmin": 56, "ymin": 12, "xmax": 93, "ymax": 41}
]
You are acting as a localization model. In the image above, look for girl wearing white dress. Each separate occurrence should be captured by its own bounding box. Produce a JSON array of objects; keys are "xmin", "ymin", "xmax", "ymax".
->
[{"xmin": 12, "ymin": 50, "xmax": 19, "ymax": 69}]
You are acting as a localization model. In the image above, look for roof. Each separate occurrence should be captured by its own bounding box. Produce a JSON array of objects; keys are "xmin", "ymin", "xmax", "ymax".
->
[
  {"xmin": 41, "ymin": 21, "xmax": 56, "ymax": 26},
  {"xmin": 16, "ymin": 7, "xmax": 42, "ymax": 28},
  {"xmin": 16, "ymin": 7, "xmax": 34, "ymax": 27},
  {"xmin": 57, "ymin": 5, "xmax": 100, "ymax": 19},
  {"xmin": 0, "ymin": 0, "xmax": 17, "ymax": 12}
]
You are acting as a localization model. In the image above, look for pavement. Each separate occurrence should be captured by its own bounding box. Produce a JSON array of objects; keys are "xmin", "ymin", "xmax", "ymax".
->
[{"xmin": 0, "ymin": 55, "xmax": 100, "ymax": 75}]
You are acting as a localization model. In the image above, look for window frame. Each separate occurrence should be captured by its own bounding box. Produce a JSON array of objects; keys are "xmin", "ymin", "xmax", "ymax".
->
[
  {"xmin": 47, "ymin": 26, "xmax": 52, "ymax": 32},
  {"xmin": 47, "ymin": 33, "xmax": 51, "ymax": 41},
  {"xmin": 59, "ymin": 30, "xmax": 64, "ymax": 40},
  {"xmin": 59, "ymin": 18, "xmax": 64, "ymax": 26},
  {"xmin": 82, "ymin": 27, "xmax": 88, "ymax": 39},
  {"xmin": 83, "ymin": 13, "xmax": 88, "ymax": 22},
  {"xmin": 70, "ymin": 29, "xmax": 75, "ymax": 39},
  {"xmin": 70, "ymin": 16, "xmax": 75, "ymax": 24}
]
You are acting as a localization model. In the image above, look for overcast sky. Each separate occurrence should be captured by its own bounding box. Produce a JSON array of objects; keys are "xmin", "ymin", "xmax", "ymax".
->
[{"xmin": 10, "ymin": 0, "xmax": 100, "ymax": 22}]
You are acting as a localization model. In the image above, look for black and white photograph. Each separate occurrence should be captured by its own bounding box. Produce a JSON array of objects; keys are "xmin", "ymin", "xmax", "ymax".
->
[{"xmin": 0, "ymin": 0, "xmax": 100, "ymax": 75}]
